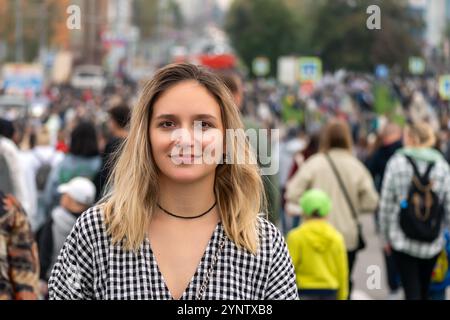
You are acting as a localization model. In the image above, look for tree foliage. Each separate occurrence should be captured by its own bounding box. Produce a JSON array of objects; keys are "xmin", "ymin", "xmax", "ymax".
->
[
  {"xmin": 225, "ymin": 0, "xmax": 424, "ymax": 73},
  {"xmin": 225, "ymin": 0, "xmax": 300, "ymax": 77}
]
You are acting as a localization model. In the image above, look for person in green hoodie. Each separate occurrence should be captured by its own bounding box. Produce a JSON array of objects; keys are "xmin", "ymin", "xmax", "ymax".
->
[{"xmin": 287, "ymin": 189, "xmax": 348, "ymax": 300}]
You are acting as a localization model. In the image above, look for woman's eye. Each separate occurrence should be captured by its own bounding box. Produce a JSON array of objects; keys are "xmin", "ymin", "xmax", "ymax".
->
[
  {"xmin": 159, "ymin": 121, "xmax": 175, "ymax": 128},
  {"xmin": 196, "ymin": 121, "xmax": 213, "ymax": 130}
]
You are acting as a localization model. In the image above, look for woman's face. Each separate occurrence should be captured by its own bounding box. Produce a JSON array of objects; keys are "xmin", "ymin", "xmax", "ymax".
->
[{"xmin": 150, "ymin": 80, "xmax": 225, "ymax": 184}]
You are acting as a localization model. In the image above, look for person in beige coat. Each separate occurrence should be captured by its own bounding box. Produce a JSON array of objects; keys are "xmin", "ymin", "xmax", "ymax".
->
[{"xmin": 285, "ymin": 119, "xmax": 379, "ymax": 298}]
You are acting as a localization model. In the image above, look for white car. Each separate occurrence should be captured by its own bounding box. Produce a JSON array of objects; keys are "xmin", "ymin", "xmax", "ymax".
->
[{"xmin": 70, "ymin": 65, "xmax": 106, "ymax": 91}]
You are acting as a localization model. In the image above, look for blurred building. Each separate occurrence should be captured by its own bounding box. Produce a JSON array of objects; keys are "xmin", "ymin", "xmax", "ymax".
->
[
  {"xmin": 103, "ymin": 0, "xmax": 139, "ymax": 74},
  {"xmin": 175, "ymin": 0, "xmax": 224, "ymax": 27},
  {"xmin": 409, "ymin": 0, "xmax": 448, "ymax": 49},
  {"xmin": 68, "ymin": 0, "xmax": 109, "ymax": 65}
]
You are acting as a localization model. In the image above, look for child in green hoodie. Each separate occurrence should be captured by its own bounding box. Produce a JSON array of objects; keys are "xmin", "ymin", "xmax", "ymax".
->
[{"xmin": 287, "ymin": 189, "xmax": 348, "ymax": 300}]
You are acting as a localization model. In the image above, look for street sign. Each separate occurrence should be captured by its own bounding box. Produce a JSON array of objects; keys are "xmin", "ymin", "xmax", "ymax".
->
[
  {"xmin": 252, "ymin": 56, "xmax": 270, "ymax": 77},
  {"xmin": 2, "ymin": 64, "xmax": 44, "ymax": 97},
  {"xmin": 298, "ymin": 57, "xmax": 322, "ymax": 83},
  {"xmin": 375, "ymin": 64, "xmax": 389, "ymax": 79},
  {"xmin": 409, "ymin": 57, "xmax": 425, "ymax": 75},
  {"xmin": 439, "ymin": 75, "xmax": 450, "ymax": 100},
  {"xmin": 277, "ymin": 56, "xmax": 298, "ymax": 86}
]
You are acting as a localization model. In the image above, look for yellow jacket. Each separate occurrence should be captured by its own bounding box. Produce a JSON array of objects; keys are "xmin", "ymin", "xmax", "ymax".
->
[{"xmin": 287, "ymin": 219, "xmax": 349, "ymax": 300}]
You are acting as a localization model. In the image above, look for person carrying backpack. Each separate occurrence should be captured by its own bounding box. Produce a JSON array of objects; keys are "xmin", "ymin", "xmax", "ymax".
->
[
  {"xmin": 379, "ymin": 121, "xmax": 450, "ymax": 300},
  {"xmin": 19, "ymin": 127, "xmax": 63, "ymax": 232}
]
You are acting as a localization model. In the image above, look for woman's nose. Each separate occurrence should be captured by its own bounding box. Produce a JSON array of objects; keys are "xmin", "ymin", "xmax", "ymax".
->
[{"xmin": 172, "ymin": 127, "xmax": 197, "ymax": 148}]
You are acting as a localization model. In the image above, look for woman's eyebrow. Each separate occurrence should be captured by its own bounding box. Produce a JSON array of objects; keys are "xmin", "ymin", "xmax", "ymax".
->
[
  {"xmin": 193, "ymin": 114, "xmax": 218, "ymax": 121},
  {"xmin": 154, "ymin": 114, "xmax": 218, "ymax": 121},
  {"xmin": 154, "ymin": 114, "xmax": 178, "ymax": 120}
]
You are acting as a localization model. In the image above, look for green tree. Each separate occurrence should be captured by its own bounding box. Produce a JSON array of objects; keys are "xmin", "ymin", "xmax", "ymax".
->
[
  {"xmin": 306, "ymin": 0, "xmax": 423, "ymax": 71},
  {"xmin": 133, "ymin": 0, "xmax": 159, "ymax": 40},
  {"xmin": 225, "ymin": 0, "xmax": 300, "ymax": 77},
  {"xmin": 134, "ymin": 0, "xmax": 183, "ymax": 40}
]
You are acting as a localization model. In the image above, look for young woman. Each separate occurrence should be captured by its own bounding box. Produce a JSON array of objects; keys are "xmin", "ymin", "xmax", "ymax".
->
[{"xmin": 48, "ymin": 63, "xmax": 298, "ymax": 300}]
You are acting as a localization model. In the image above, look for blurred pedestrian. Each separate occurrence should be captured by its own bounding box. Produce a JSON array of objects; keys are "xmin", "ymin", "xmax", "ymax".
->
[
  {"xmin": 285, "ymin": 119, "xmax": 379, "ymax": 298},
  {"xmin": 43, "ymin": 121, "xmax": 101, "ymax": 219},
  {"xmin": 287, "ymin": 189, "xmax": 348, "ymax": 300},
  {"xmin": 20, "ymin": 127, "xmax": 64, "ymax": 231},
  {"xmin": 429, "ymin": 230, "xmax": 450, "ymax": 300},
  {"xmin": 0, "ymin": 191, "xmax": 39, "ymax": 300},
  {"xmin": 37, "ymin": 177, "xmax": 96, "ymax": 299},
  {"xmin": 217, "ymin": 70, "xmax": 280, "ymax": 223},
  {"xmin": 365, "ymin": 122, "xmax": 403, "ymax": 299},
  {"xmin": 0, "ymin": 118, "xmax": 32, "ymax": 215},
  {"xmin": 94, "ymin": 104, "xmax": 130, "ymax": 200},
  {"xmin": 379, "ymin": 121, "xmax": 450, "ymax": 300}
]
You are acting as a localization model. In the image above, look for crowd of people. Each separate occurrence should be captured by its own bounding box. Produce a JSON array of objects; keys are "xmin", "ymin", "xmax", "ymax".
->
[{"xmin": 0, "ymin": 63, "xmax": 450, "ymax": 300}]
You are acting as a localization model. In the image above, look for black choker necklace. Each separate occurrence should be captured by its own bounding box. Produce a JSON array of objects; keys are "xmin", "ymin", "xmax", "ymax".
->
[{"xmin": 157, "ymin": 201, "xmax": 217, "ymax": 220}]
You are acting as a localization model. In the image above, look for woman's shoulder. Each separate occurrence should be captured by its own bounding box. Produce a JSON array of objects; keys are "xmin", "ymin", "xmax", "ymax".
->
[
  {"xmin": 73, "ymin": 205, "xmax": 109, "ymax": 245},
  {"xmin": 256, "ymin": 216, "xmax": 285, "ymax": 247}
]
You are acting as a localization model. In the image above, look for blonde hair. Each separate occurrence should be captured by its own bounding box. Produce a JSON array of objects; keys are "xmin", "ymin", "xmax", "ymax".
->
[
  {"xmin": 101, "ymin": 63, "xmax": 266, "ymax": 254},
  {"xmin": 405, "ymin": 121, "xmax": 436, "ymax": 148}
]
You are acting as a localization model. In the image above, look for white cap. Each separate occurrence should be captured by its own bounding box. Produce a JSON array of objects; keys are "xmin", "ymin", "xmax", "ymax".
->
[{"xmin": 57, "ymin": 177, "xmax": 96, "ymax": 206}]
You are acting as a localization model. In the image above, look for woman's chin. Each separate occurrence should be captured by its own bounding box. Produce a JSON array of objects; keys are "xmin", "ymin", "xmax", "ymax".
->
[{"xmin": 161, "ymin": 167, "xmax": 212, "ymax": 184}]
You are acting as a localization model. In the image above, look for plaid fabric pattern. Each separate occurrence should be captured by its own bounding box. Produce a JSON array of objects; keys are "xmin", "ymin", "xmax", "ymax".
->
[
  {"xmin": 48, "ymin": 206, "xmax": 298, "ymax": 300},
  {"xmin": 0, "ymin": 193, "xmax": 40, "ymax": 300},
  {"xmin": 379, "ymin": 153, "xmax": 450, "ymax": 259}
]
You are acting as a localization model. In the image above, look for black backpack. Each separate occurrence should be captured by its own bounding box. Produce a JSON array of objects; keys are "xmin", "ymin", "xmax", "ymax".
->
[{"xmin": 399, "ymin": 156, "xmax": 445, "ymax": 242}]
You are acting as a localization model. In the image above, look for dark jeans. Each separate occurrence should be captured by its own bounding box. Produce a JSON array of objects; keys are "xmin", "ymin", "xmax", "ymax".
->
[
  {"xmin": 392, "ymin": 250, "xmax": 439, "ymax": 300},
  {"xmin": 298, "ymin": 289, "xmax": 337, "ymax": 300},
  {"xmin": 383, "ymin": 250, "xmax": 401, "ymax": 292},
  {"xmin": 347, "ymin": 249, "xmax": 358, "ymax": 299}
]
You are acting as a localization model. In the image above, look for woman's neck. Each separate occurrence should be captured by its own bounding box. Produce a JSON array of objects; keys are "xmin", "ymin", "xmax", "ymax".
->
[{"xmin": 157, "ymin": 174, "xmax": 217, "ymax": 219}]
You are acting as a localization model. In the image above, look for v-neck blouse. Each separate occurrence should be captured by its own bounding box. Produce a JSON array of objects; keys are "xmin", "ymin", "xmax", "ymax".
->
[{"xmin": 48, "ymin": 206, "xmax": 298, "ymax": 300}]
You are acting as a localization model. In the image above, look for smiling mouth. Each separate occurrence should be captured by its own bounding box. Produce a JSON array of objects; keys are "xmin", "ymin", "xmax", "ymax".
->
[
  {"xmin": 169, "ymin": 154, "xmax": 202, "ymax": 158},
  {"xmin": 169, "ymin": 154, "xmax": 203, "ymax": 163}
]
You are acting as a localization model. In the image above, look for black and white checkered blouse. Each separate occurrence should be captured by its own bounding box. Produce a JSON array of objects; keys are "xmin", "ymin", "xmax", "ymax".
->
[{"xmin": 48, "ymin": 206, "xmax": 299, "ymax": 300}]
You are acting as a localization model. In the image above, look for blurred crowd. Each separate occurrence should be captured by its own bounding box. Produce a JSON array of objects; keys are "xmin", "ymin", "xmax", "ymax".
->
[{"xmin": 1, "ymin": 67, "xmax": 450, "ymax": 300}]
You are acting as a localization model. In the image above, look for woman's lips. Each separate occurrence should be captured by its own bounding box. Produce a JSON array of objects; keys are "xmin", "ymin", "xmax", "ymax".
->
[{"xmin": 169, "ymin": 154, "xmax": 202, "ymax": 162}]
